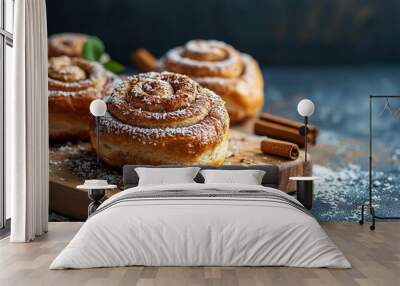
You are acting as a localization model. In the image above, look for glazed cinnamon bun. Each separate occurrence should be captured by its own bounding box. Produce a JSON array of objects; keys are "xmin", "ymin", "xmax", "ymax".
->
[
  {"xmin": 48, "ymin": 56, "xmax": 118, "ymax": 141},
  {"xmin": 157, "ymin": 40, "xmax": 264, "ymax": 124},
  {"xmin": 48, "ymin": 33, "xmax": 88, "ymax": 58},
  {"xmin": 89, "ymin": 72, "xmax": 230, "ymax": 167}
]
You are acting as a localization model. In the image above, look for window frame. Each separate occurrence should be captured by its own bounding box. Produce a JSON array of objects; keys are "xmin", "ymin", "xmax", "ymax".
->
[{"xmin": 0, "ymin": 0, "xmax": 13, "ymax": 231}]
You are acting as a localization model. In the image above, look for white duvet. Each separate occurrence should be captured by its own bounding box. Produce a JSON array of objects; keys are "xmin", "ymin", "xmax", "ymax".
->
[{"xmin": 50, "ymin": 183, "xmax": 350, "ymax": 269}]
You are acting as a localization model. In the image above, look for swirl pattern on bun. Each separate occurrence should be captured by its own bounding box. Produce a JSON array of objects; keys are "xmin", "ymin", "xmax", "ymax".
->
[
  {"xmin": 48, "ymin": 56, "xmax": 117, "ymax": 141},
  {"xmin": 90, "ymin": 72, "xmax": 230, "ymax": 167},
  {"xmin": 159, "ymin": 40, "xmax": 264, "ymax": 124},
  {"xmin": 48, "ymin": 33, "xmax": 88, "ymax": 58}
]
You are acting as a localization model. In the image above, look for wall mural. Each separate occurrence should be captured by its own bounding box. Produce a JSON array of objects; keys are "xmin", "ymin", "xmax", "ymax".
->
[{"xmin": 47, "ymin": 1, "xmax": 400, "ymax": 223}]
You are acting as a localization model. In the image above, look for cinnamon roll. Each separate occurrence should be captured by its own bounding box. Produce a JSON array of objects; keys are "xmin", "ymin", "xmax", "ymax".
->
[
  {"xmin": 157, "ymin": 40, "xmax": 264, "ymax": 124},
  {"xmin": 48, "ymin": 56, "xmax": 118, "ymax": 141},
  {"xmin": 89, "ymin": 72, "xmax": 230, "ymax": 167},
  {"xmin": 48, "ymin": 33, "xmax": 88, "ymax": 58}
]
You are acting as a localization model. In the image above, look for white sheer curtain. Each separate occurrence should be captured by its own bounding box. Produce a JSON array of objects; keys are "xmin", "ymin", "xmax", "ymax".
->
[{"xmin": 8, "ymin": 0, "xmax": 49, "ymax": 242}]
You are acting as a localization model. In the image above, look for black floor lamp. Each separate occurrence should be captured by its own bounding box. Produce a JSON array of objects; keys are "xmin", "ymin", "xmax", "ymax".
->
[
  {"xmin": 297, "ymin": 99, "xmax": 315, "ymax": 166},
  {"xmin": 79, "ymin": 99, "xmax": 113, "ymax": 217},
  {"xmin": 89, "ymin": 99, "xmax": 107, "ymax": 169},
  {"xmin": 289, "ymin": 99, "xmax": 317, "ymax": 210},
  {"xmin": 359, "ymin": 95, "xmax": 400, "ymax": 230}
]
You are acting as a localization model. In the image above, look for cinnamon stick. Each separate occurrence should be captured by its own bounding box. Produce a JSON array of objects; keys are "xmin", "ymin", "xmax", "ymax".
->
[
  {"xmin": 254, "ymin": 119, "xmax": 315, "ymax": 147},
  {"xmin": 254, "ymin": 113, "xmax": 318, "ymax": 147},
  {"xmin": 132, "ymin": 48, "xmax": 158, "ymax": 72},
  {"xmin": 259, "ymin": 113, "xmax": 318, "ymax": 136},
  {"xmin": 260, "ymin": 138, "xmax": 299, "ymax": 160}
]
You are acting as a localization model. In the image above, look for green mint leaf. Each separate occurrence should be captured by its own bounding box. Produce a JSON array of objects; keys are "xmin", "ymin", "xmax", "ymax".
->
[
  {"xmin": 103, "ymin": 59, "xmax": 125, "ymax": 73},
  {"xmin": 82, "ymin": 36, "xmax": 105, "ymax": 61}
]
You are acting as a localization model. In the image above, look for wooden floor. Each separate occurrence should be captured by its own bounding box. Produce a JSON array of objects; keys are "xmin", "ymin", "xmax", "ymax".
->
[{"xmin": 0, "ymin": 222, "xmax": 399, "ymax": 286}]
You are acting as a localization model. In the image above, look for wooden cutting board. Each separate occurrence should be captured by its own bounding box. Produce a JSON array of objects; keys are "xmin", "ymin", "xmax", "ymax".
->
[{"xmin": 50, "ymin": 128, "xmax": 309, "ymax": 220}]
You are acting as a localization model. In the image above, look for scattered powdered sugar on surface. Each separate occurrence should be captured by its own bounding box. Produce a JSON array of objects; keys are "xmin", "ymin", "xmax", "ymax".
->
[
  {"xmin": 312, "ymin": 163, "xmax": 400, "ymax": 221},
  {"xmin": 50, "ymin": 143, "xmax": 122, "ymax": 186}
]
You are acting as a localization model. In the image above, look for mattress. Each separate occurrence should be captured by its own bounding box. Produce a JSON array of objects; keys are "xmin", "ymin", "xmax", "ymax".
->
[{"xmin": 50, "ymin": 183, "xmax": 350, "ymax": 269}]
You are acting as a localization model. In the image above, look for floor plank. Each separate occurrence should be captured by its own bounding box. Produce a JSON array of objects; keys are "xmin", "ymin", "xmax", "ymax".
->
[{"xmin": 0, "ymin": 222, "xmax": 399, "ymax": 286}]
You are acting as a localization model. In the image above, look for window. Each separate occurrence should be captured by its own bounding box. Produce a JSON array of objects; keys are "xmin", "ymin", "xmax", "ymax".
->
[{"xmin": 0, "ymin": 0, "xmax": 14, "ymax": 230}]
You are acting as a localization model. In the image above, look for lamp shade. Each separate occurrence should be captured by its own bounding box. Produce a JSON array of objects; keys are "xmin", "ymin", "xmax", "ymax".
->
[
  {"xmin": 297, "ymin": 99, "xmax": 315, "ymax": 117},
  {"xmin": 90, "ymin": 99, "xmax": 107, "ymax": 117}
]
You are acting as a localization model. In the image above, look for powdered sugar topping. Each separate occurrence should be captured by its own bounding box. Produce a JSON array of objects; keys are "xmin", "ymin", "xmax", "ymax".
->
[{"xmin": 103, "ymin": 72, "xmax": 229, "ymax": 142}]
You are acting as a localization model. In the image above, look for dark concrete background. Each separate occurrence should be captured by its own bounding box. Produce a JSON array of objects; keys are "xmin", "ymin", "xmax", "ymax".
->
[{"xmin": 47, "ymin": 0, "xmax": 399, "ymax": 66}]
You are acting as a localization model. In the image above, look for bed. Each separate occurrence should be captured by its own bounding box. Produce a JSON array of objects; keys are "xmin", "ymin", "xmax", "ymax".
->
[{"xmin": 50, "ymin": 165, "xmax": 350, "ymax": 269}]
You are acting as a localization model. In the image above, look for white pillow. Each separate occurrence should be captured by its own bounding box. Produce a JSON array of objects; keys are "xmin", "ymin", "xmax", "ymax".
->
[
  {"xmin": 200, "ymin": 169, "xmax": 266, "ymax": 185},
  {"xmin": 135, "ymin": 167, "xmax": 200, "ymax": 186}
]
